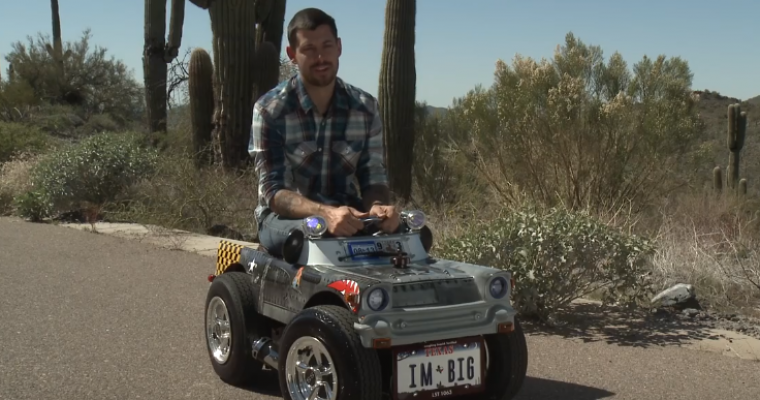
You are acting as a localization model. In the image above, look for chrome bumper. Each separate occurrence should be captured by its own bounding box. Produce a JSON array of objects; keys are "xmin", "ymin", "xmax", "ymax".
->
[{"xmin": 353, "ymin": 300, "xmax": 517, "ymax": 348}]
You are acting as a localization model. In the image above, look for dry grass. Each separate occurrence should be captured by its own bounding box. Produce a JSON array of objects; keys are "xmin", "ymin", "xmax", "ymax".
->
[
  {"xmin": 105, "ymin": 148, "xmax": 261, "ymax": 240},
  {"xmin": 0, "ymin": 152, "xmax": 38, "ymax": 214},
  {"xmin": 2, "ymin": 125, "xmax": 759, "ymax": 318},
  {"xmin": 648, "ymin": 190, "xmax": 760, "ymax": 311}
]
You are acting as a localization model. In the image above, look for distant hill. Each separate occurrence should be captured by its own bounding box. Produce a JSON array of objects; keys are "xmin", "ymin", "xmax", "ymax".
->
[
  {"xmin": 690, "ymin": 90, "xmax": 760, "ymax": 188},
  {"xmin": 424, "ymin": 105, "xmax": 448, "ymax": 117},
  {"xmin": 693, "ymin": 90, "xmax": 758, "ymax": 144}
]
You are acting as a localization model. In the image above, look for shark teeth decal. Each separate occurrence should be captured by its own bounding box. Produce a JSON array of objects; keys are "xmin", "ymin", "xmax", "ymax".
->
[{"xmin": 328, "ymin": 279, "xmax": 360, "ymax": 312}]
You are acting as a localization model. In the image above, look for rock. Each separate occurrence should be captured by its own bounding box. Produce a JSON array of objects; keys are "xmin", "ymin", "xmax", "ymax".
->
[
  {"xmin": 206, "ymin": 224, "xmax": 244, "ymax": 241},
  {"xmin": 682, "ymin": 308, "xmax": 700, "ymax": 318},
  {"xmin": 651, "ymin": 283, "xmax": 701, "ymax": 310}
]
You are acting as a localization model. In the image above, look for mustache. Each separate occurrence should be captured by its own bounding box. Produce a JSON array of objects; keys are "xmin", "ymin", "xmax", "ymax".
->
[{"xmin": 311, "ymin": 61, "xmax": 333, "ymax": 69}]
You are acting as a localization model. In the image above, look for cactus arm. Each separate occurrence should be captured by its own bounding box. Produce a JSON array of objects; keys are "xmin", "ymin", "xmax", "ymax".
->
[
  {"xmin": 252, "ymin": 41, "xmax": 280, "ymax": 103},
  {"xmin": 164, "ymin": 0, "xmax": 186, "ymax": 63},
  {"xmin": 256, "ymin": 0, "xmax": 286, "ymax": 53},
  {"xmin": 713, "ymin": 166, "xmax": 722, "ymax": 193},
  {"xmin": 725, "ymin": 103, "xmax": 747, "ymax": 189},
  {"xmin": 254, "ymin": 0, "xmax": 273, "ymax": 24},
  {"xmin": 189, "ymin": 48, "xmax": 215, "ymax": 166}
]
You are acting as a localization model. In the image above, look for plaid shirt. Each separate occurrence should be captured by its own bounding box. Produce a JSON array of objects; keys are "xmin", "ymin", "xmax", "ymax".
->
[{"xmin": 248, "ymin": 74, "xmax": 389, "ymax": 222}]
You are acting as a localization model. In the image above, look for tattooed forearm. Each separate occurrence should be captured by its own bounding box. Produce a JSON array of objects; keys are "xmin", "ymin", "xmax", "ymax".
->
[
  {"xmin": 362, "ymin": 184, "xmax": 391, "ymax": 211},
  {"xmin": 271, "ymin": 189, "xmax": 327, "ymax": 218}
]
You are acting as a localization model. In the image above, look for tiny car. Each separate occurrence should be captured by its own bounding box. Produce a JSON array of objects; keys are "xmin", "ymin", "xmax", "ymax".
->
[{"xmin": 204, "ymin": 210, "xmax": 528, "ymax": 400}]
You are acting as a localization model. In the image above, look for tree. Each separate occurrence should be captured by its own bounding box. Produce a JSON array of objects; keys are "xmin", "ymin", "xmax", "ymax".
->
[{"xmin": 443, "ymin": 33, "xmax": 705, "ymax": 215}]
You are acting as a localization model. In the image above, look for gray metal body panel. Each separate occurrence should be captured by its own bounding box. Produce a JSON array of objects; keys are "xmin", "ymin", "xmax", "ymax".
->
[{"xmin": 218, "ymin": 227, "xmax": 518, "ymax": 349}]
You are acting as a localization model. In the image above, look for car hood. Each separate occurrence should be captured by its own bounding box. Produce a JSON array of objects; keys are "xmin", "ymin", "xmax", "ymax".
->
[{"xmin": 336, "ymin": 258, "xmax": 486, "ymax": 284}]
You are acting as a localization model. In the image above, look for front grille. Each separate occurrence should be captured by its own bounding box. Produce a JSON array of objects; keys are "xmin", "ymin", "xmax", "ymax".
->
[{"xmin": 392, "ymin": 278, "xmax": 481, "ymax": 308}]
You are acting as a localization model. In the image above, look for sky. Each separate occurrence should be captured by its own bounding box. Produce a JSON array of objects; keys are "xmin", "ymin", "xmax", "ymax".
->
[{"xmin": 1, "ymin": 0, "xmax": 757, "ymax": 108}]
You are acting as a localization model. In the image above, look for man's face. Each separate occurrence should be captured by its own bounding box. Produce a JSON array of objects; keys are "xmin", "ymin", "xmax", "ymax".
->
[{"xmin": 286, "ymin": 24, "xmax": 342, "ymax": 87}]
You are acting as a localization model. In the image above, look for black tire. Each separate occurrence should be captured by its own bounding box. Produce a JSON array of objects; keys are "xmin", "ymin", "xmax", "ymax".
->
[
  {"xmin": 474, "ymin": 318, "xmax": 529, "ymax": 400},
  {"xmin": 204, "ymin": 271, "xmax": 272, "ymax": 387},
  {"xmin": 277, "ymin": 305, "xmax": 383, "ymax": 400}
]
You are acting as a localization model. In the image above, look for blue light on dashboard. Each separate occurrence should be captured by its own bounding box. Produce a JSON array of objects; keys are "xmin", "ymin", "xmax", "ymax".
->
[
  {"xmin": 401, "ymin": 210, "xmax": 426, "ymax": 230},
  {"xmin": 302, "ymin": 216, "xmax": 328, "ymax": 237}
]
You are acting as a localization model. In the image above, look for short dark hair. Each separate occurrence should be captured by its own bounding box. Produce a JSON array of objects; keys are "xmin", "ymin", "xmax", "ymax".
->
[{"xmin": 286, "ymin": 8, "xmax": 338, "ymax": 49}]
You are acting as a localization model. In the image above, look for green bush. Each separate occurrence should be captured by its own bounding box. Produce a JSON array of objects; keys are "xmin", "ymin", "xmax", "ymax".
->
[
  {"xmin": 16, "ymin": 132, "xmax": 158, "ymax": 219},
  {"xmin": 4, "ymin": 30, "xmax": 143, "ymax": 124},
  {"xmin": 434, "ymin": 208, "xmax": 657, "ymax": 319},
  {"xmin": 0, "ymin": 121, "xmax": 50, "ymax": 162}
]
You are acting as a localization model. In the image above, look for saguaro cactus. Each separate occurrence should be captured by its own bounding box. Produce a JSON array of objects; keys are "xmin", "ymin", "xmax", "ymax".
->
[
  {"xmin": 253, "ymin": 41, "xmax": 281, "ymax": 103},
  {"xmin": 143, "ymin": 0, "xmax": 186, "ymax": 145},
  {"xmin": 48, "ymin": 0, "xmax": 64, "ymax": 77},
  {"xmin": 726, "ymin": 103, "xmax": 747, "ymax": 189},
  {"xmin": 189, "ymin": 48, "xmax": 215, "ymax": 167},
  {"xmin": 713, "ymin": 166, "xmax": 723, "ymax": 193},
  {"xmin": 739, "ymin": 178, "xmax": 748, "ymax": 195},
  {"xmin": 378, "ymin": 0, "xmax": 417, "ymax": 202},
  {"xmin": 186, "ymin": 0, "xmax": 285, "ymax": 170},
  {"xmin": 204, "ymin": 1, "xmax": 259, "ymax": 169}
]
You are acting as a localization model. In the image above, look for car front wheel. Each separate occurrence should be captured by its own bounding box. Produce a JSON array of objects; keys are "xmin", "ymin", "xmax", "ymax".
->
[
  {"xmin": 277, "ymin": 305, "xmax": 383, "ymax": 400},
  {"xmin": 474, "ymin": 318, "xmax": 529, "ymax": 400}
]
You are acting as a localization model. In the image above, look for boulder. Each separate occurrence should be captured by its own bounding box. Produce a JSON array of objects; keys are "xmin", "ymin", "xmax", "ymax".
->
[{"xmin": 651, "ymin": 283, "xmax": 701, "ymax": 309}]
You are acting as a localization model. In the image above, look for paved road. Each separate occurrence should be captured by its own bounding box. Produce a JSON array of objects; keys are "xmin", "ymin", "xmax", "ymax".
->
[{"xmin": 1, "ymin": 217, "xmax": 759, "ymax": 400}]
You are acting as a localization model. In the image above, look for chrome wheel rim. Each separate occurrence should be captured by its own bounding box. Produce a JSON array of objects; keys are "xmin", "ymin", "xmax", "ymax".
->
[
  {"xmin": 206, "ymin": 296, "xmax": 232, "ymax": 364},
  {"xmin": 285, "ymin": 336, "xmax": 338, "ymax": 400}
]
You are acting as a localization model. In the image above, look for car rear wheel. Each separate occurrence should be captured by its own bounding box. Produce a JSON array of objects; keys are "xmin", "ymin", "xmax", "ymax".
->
[{"xmin": 205, "ymin": 271, "xmax": 273, "ymax": 387}]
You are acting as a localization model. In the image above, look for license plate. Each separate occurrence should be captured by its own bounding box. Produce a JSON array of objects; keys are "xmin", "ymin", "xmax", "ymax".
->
[
  {"xmin": 346, "ymin": 240, "xmax": 404, "ymax": 259},
  {"xmin": 393, "ymin": 336, "xmax": 486, "ymax": 400}
]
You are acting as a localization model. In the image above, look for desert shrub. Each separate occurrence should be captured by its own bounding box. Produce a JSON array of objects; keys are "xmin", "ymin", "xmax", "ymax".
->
[
  {"xmin": 422, "ymin": 33, "xmax": 705, "ymax": 217},
  {"xmin": 110, "ymin": 150, "xmax": 259, "ymax": 238},
  {"xmin": 0, "ymin": 78, "xmax": 40, "ymax": 122},
  {"xmin": 15, "ymin": 132, "xmax": 158, "ymax": 220},
  {"xmin": 434, "ymin": 207, "xmax": 656, "ymax": 319},
  {"xmin": 0, "ymin": 121, "xmax": 51, "ymax": 162},
  {"xmin": 3, "ymin": 29, "xmax": 143, "ymax": 125},
  {"xmin": 0, "ymin": 152, "xmax": 39, "ymax": 215},
  {"xmin": 411, "ymin": 101, "xmax": 497, "ymax": 217}
]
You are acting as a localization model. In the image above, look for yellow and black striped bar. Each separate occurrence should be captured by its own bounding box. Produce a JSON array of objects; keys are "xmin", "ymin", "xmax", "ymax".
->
[{"xmin": 215, "ymin": 240, "xmax": 244, "ymax": 275}]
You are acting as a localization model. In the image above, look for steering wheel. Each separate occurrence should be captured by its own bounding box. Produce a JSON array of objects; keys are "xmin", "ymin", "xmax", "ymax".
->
[{"xmin": 358, "ymin": 216, "xmax": 384, "ymax": 236}]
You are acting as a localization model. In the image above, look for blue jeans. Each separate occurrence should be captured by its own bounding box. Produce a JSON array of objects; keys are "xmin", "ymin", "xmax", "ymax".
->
[{"xmin": 257, "ymin": 212, "xmax": 305, "ymax": 257}]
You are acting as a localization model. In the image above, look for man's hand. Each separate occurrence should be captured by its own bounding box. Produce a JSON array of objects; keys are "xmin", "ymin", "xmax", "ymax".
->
[
  {"xmin": 368, "ymin": 204, "xmax": 400, "ymax": 233},
  {"xmin": 322, "ymin": 206, "xmax": 368, "ymax": 237}
]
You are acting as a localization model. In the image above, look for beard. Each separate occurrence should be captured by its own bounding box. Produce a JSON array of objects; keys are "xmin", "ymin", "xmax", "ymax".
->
[{"xmin": 301, "ymin": 60, "xmax": 338, "ymax": 87}]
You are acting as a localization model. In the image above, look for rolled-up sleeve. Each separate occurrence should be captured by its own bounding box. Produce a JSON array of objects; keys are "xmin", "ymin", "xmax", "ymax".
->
[
  {"xmin": 248, "ymin": 105, "xmax": 286, "ymax": 207},
  {"xmin": 357, "ymin": 101, "xmax": 389, "ymax": 192}
]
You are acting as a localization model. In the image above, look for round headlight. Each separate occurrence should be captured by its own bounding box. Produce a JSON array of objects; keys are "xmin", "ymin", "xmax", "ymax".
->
[
  {"xmin": 302, "ymin": 216, "xmax": 327, "ymax": 237},
  {"xmin": 489, "ymin": 277, "xmax": 508, "ymax": 299},
  {"xmin": 367, "ymin": 288, "xmax": 389, "ymax": 311},
  {"xmin": 402, "ymin": 210, "xmax": 426, "ymax": 230}
]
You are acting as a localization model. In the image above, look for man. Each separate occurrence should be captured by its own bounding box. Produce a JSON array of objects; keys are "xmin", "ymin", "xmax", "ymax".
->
[{"xmin": 248, "ymin": 7, "xmax": 399, "ymax": 256}]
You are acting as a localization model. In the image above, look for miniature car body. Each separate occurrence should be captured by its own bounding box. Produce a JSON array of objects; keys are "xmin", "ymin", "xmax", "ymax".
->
[{"xmin": 204, "ymin": 210, "xmax": 528, "ymax": 400}]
